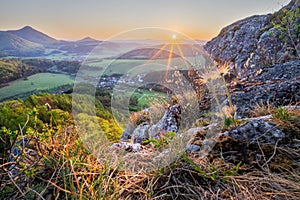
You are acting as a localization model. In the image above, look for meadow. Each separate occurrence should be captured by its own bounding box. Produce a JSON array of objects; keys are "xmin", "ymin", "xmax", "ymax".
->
[
  {"xmin": 84, "ymin": 56, "xmax": 204, "ymax": 76},
  {"xmin": 0, "ymin": 73, "xmax": 74, "ymax": 101}
]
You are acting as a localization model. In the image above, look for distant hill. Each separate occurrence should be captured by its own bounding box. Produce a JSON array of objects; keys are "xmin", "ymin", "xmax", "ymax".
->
[
  {"xmin": 77, "ymin": 37, "xmax": 100, "ymax": 43},
  {"xmin": 115, "ymin": 47, "xmax": 181, "ymax": 59},
  {"xmin": 152, "ymin": 43, "xmax": 206, "ymax": 57},
  {"xmin": 57, "ymin": 38, "xmax": 102, "ymax": 55},
  {"xmin": 7, "ymin": 26, "xmax": 58, "ymax": 46},
  {"xmin": 114, "ymin": 43, "xmax": 205, "ymax": 60},
  {"xmin": 0, "ymin": 31, "xmax": 44, "ymax": 56},
  {"xmin": 0, "ymin": 26, "xmax": 205, "ymax": 58}
]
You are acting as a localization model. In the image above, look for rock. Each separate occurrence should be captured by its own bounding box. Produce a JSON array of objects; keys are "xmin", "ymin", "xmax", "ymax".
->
[
  {"xmin": 119, "ymin": 109, "xmax": 150, "ymax": 142},
  {"xmin": 119, "ymin": 104, "xmax": 181, "ymax": 144},
  {"xmin": 110, "ymin": 142, "xmax": 141, "ymax": 152},
  {"xmin": 148, "ymin": 123, "xmax": 164, "ymax": 139},
  {"xmin": 112, "ymin": 103, "xmax": 181, "ymax": 155},
  {"xmin": 163, "ymin": 104, "xmax": 181, "ymax": 133},
  {"xmin": 228, "ymin": 119, "xmax": 285, "ymax": 144},
  {"xmin": 120, "ymin": 122, "xmax": 135, "ymax": 142},
  {"xmin": 8, "ymin": 137, "xmax": 46, "ymax": 180},
  {"xmin": 132, "ymin": 122, "xmax": 150, "ymax": 143},
  {"xmin": 187, "ymin": 144, "xmax": 201, "ymax": 152},
  {"xmin": 148, "ymin": 104, "xmax": 181, "ymax": 138},
  {"xmin": 187, "ymin": 117, "xmax": 295, "ymax": 167},
  {"xmin": 204, "ymin": 0, "xmax": 300, "ymax": 74},
  {"xmin": 230, "ymin": 60, "xmax": 300, "ymax": 116},
  {"xmin": 205, "ymin": 14, "xmax": 269, "ymax": 74}
]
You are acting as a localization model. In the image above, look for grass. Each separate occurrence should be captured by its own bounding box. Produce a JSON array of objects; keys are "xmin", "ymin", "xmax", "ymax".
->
[
  {"xmin": 2, "ymin": 120, "xmax": 299, "ymax": 199},
  {"xmin": 0, "ymin": 73, "xmax": 74, "ymax": 101}
]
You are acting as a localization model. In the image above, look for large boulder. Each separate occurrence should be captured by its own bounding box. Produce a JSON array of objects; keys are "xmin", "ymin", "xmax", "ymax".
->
[{"xmin": 204, "ymin": 0, "xmax": 300, "ymax": 117}]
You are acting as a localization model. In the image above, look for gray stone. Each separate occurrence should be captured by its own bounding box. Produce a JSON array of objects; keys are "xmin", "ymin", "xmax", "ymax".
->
[
  {"xmin": 111, "ymin": 142, "xmax": 141, "ymax": 152},
  {"xmin": 119, "ymin": 104, "xmax": 181, "ymax": 144},
  {"xmin": 228, "ymin": 119, "xmax": 285, "ymax": 144},
  {"xmin": 132, "ymin": 122, "xmax": 150, "ymax": 143},
  {"xmin": 187, "ymin": 144, "xmax": 201, "ymax": 152},
  {"xmin": 231, "ymin": 62, "xmax": 300, "ymax": 117}
]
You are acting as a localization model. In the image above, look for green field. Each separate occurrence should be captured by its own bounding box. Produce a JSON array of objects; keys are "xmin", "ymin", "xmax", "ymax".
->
[
  {"xmin": 115, "ymin": 87, "xmax": 168, "ymax": 111},
  {"xmin": 84, "ymin": 56, "xmax": 204, "ymax": 76},
  {"xmin": 0, "ymin": 73, "xmax": 74, "ymax": 101},
  {"xmin": 135, "ymin": 89, "xmax": 168, "ymax": 107}
]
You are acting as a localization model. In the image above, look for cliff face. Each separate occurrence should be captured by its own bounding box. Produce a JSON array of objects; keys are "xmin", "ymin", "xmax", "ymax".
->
[{"xmin": 204, "ymin": 0, "xmax": 300, "ymax": 75}]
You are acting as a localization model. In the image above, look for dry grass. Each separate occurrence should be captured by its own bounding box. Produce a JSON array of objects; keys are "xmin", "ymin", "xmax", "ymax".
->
[
  {"xmin": 250, "ymin": 102, "xmax": 275, "ymax": 117},
  {"xmin": 1, "ymin": 115, "xmax": 299, "ymax": 200}
]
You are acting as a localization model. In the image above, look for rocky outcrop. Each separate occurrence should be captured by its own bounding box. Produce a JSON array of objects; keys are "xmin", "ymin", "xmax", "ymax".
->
[
  {"xmin": 203, "ymin": 0, "xmax": 300, "ymax": 116},
  {"xmin": 230, "ymin": 60, "xmax": 300, "ymax": 117},
  {"xmin": 113, "ymin": 104, "xmax": 181, "ymax": 152},
  {"xmin": 204, "ymin": 0, "xmax": 300, "ymax": 75},
  {"xmin": 109, "ymin": 0, "xmax": 300, "ymax": 175},
  {"xmin": 187, "ymin": 114, "xmax": 300, "ymax": 168},
  {"xmin": 188, "ymin": 119, "xmax": 285, "ymax": 151},
  {"xmin": 205, "ymin": 14, "xmax": 270, "ymax": 74}
]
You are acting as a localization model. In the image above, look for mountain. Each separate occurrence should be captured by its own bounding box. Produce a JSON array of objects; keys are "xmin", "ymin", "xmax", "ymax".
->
[
  {"xmin": 56, "ymin": 37, "xmax": 102, "ymax": 54},
  {"xmin": 77, "ymin": 37, "xmax": 100, "ymax": 43},
  {"xmin": 7, "ymin": 26, "xmax": 58, "ymax": 46},
  {"xmin": 0, "ymin": 26, "xmax": 58, "ymax": 57},
  {"xmin": 0, "ymin": 31, "xmax": 44, "ymax": 56}
]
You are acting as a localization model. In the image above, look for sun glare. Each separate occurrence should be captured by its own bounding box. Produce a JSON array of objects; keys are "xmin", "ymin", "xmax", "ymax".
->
[{"xmin": 172, "ymin": 34, "xmax": 177, "ymax": 39}]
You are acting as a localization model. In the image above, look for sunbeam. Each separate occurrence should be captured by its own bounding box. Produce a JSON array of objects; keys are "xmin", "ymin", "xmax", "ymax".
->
[
  {"xmin": 175, "ymin": 43, "xmax": 190, "ymax": 69},
  {"xmin": 146, "ymin": 43, "xmax": 169, "ymax": 63}
]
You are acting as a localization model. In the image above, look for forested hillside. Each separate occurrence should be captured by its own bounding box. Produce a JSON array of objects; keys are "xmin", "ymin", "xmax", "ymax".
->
[{"xmin": 0, "ymin": 59, "xmax": 39, "ymax": 85}]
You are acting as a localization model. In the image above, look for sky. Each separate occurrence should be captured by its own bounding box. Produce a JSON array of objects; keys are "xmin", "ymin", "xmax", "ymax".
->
[{"xmin": 0, "ymin": 0, "xmax": 291, "ymax": 40}]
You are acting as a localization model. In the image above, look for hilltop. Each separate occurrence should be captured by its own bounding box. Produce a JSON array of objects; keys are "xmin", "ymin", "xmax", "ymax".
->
[{"xmin": 7, "ymin": 26, "xmax": 58, "ymax": 46}]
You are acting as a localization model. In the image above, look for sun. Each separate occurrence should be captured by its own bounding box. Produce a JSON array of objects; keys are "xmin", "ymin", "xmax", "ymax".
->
[{"xmin": 172, "ymin": 34, "xmax": 177, "ymax": 39}]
